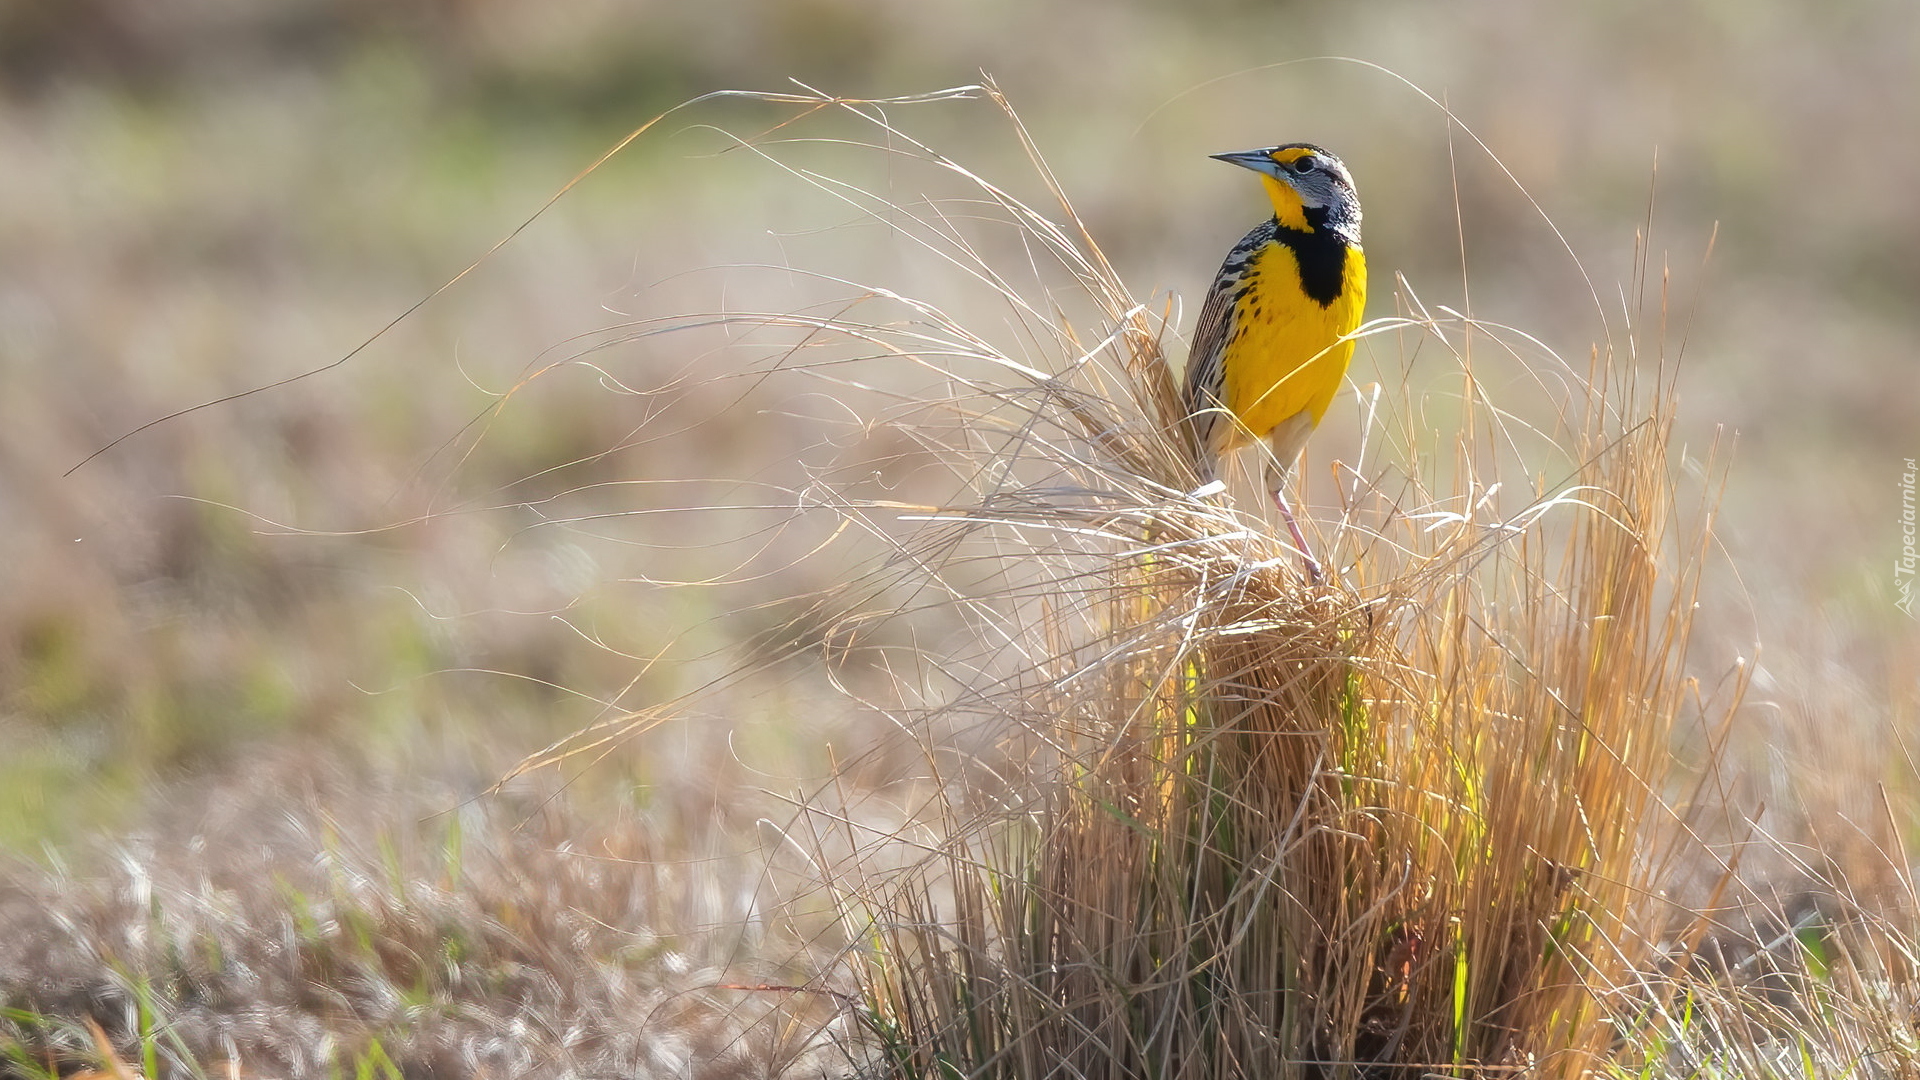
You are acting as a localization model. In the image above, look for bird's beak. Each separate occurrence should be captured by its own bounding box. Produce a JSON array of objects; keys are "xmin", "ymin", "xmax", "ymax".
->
[{"xmin": 1210, "ymin": 149, "xmax": 1283, "ymax": 179}]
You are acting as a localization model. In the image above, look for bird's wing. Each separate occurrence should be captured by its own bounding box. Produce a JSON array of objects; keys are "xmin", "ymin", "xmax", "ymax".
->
[{"xmin": 1183, "ymin": 223, "xmax": 1267, "ymax": 469}]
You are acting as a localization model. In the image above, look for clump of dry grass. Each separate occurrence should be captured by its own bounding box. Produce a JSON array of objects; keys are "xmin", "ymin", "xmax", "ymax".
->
[{"xmin": 849, "ymin": 400, "xmax": 1695, "ymax": 1077}]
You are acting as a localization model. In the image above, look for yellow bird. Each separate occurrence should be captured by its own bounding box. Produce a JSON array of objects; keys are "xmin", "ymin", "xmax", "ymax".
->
[{"xmin": 1184, "ymin": 142, "xmax": 1366, "ymax": 579}]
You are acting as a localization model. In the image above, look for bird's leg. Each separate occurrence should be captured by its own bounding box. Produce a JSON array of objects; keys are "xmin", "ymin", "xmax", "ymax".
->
[
  {"xmin": 1272, "ymin": 482, "xmax": 1323, "ymax": 585},
  {"xmin": 1265, "ymin": 412, "xmax": 1324, "ymax": 584},
  {"xmin": 1262, "ymin": 411, "xmax": 1323, "ymax": 583}
]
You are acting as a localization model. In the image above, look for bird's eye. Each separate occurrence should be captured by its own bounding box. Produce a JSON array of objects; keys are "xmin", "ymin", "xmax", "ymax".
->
[{"xmin": 1292, "ymin": 157, "xmax": 1318, "ymax": 174}]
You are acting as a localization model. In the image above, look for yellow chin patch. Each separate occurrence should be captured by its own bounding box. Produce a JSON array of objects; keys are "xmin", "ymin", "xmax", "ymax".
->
[{"xmin": 1258, "ymin": 173, "xmax": 1312, "ymax": 232}]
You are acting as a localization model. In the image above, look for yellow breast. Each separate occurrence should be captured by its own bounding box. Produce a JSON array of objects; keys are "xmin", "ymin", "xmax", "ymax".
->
[{"xmin": 1220, "ymin": 240, "xmax": 1367, "ymax": 445}]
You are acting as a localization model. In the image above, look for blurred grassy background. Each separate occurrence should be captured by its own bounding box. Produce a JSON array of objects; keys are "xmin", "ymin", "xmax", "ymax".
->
[{"xmin": 1, "ymin": 0, "xmax": 1915, "ymax": 856}]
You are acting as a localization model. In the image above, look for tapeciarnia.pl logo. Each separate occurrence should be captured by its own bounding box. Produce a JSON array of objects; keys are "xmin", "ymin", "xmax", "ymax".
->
[{"xmin": 1899, "ymin": 458, "xmax": 1917, "ymax": 618}]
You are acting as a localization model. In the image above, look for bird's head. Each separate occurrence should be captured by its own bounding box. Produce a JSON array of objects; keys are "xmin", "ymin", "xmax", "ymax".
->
[{"xmin": 1211, "ymin": 143, "xmax": 1361, "ymax": 241}]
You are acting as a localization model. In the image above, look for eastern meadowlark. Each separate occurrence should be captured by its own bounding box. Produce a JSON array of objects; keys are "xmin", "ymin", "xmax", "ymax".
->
[{"xmin": 1184, "ymin": 142, "xmax": 1366, "ymax": 580}]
